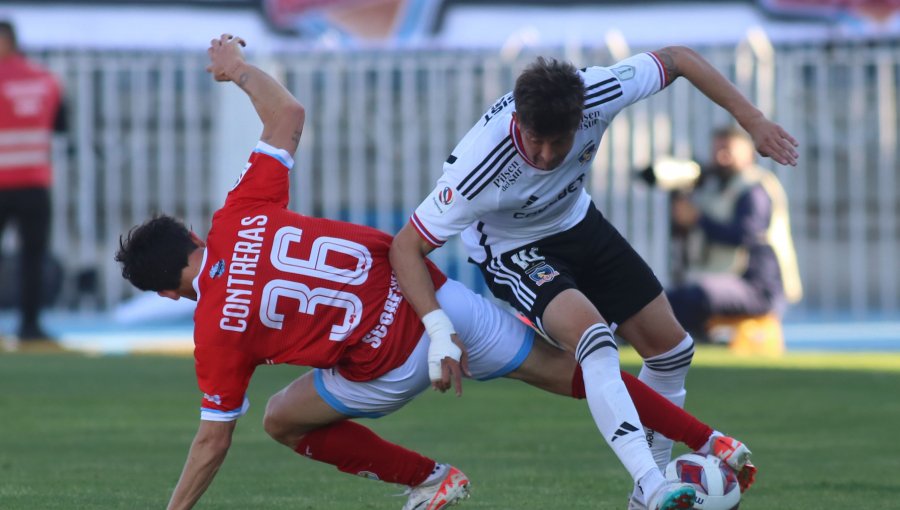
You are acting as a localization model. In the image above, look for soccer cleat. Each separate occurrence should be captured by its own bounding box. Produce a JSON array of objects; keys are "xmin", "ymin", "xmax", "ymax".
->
[
  {"xmin": 401, "ymin": 465, "xmax": 470, "ymax": 510},
  {"xmin": 736, "ymin": 461, "xmax": 757, "ymax": 493},
  {"xmin": 710, "ymin": 435, "xmax": 756, "ymax": 492},
  {"xmin": 648, "ymin": 482, "xmax": 696, "ymax": 510}
]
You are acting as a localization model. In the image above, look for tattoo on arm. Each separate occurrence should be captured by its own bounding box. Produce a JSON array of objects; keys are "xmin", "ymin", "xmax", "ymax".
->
[
  {"xmin": 291, "ymin": 128, "xmax": 302, "ymax": 145},
  {"xmin": 654, "ymin": 48, "xmax": 681, "ymax": 85},
  {"xmin": 236, "ymin": 72, "xmax": 250, "ymax": 88}
]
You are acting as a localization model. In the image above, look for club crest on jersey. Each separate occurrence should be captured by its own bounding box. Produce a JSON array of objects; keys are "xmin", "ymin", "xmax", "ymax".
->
[
  {"xmin": 578, "ymin": 141, "xmax": 597, "ymax": 165},
  {"xmin": 209, "ymin": 259, "xmax": 226, "ymax": 279},
  {"xmin": 527, "ymin": 263, "xmax": 560, "ymax": 286}
]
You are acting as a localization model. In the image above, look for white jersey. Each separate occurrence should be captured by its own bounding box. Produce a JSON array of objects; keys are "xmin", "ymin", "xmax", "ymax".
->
[{"xmin": 411, "ymin": 52, "xmax": 667, "ymax": 263}]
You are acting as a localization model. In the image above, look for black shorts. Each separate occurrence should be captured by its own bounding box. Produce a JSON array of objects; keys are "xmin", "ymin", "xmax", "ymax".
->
[{"xmin": 476, "ymin": 203, "xmax": 663, "ymax": 332}]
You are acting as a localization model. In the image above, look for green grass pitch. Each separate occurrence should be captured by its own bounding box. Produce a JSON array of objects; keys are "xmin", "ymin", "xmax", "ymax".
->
[{"xmin": 2, "ymin": 347, "xmax": 898, "ymax": 509}]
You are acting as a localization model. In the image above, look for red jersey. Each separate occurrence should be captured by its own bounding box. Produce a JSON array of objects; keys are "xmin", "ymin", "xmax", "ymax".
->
[
  {"xmin": 193, "ymin": 142, "xmax": 446, "ymax": 421},
  {"xmin": 0, "ymin": 54, "xmax": 62, "ymax": 189}
]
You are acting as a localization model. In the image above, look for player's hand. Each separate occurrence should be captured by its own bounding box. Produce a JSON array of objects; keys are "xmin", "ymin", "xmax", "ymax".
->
[
  {"xmin": 742, "ymin": 116, "xmax": 799, "ymax": 167},
  {"xmin": 205, "ymin": 33, "xmax": 247, "ymax": 82},
  {"xmin": 432, "ymin": 334, "xmax": 471, "ymax": 396},
  {"xmin": 671, "ymin": 195, "xmax": 700, "ymax": 228}
]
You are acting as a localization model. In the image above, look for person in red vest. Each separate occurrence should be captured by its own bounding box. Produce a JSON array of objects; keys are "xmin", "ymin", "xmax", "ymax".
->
[{"xmin": 0, "ymin": 20, "xmax": 66, "ymax": 342}]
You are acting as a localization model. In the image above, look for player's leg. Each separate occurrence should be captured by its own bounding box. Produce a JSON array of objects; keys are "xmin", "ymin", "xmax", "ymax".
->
[
  {"xmin": 16, "ymin": 187, "xmax": 52, "ymax": 340},
  {"xmin": 615, "ymin": 292, "xmax": 693, "ymax": 472},
  {"xmin": 478, "ymin": 246, "xmax": 690, "ymax": 509},
  {"xmin": 540, "ymin": 290, "xmax": 688, "ymax": 508},
  {"xmin": 263, "ymin": 371, "xmax": 441, "ymax": 486},
  {"xmin": 264, "ymin": 337, "xmax": 470, "ymax": 510},
  {"xmin": 576, "ymin": 207, "xmax": 695, "ymax": 480}
]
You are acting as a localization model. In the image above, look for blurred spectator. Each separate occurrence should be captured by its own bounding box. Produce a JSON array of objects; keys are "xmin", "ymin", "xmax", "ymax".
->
[
  {"xmin": 0, "ymin": 20, "xmax": 66, "ymax": 342},
  {"xmin": 666, "ymin": 126, "xmax": 802, "ymax": 339}
]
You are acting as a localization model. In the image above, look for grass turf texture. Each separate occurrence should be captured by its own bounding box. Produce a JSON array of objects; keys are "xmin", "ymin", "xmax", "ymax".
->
[{"xmin": 2, "ymin": 347, "xmax": 898, "ymax": 509}]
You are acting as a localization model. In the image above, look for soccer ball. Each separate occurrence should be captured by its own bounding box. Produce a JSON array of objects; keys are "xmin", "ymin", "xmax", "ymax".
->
[{"xmin": 664, "ymin": 453, "xmax": 741, "ymax": 510}]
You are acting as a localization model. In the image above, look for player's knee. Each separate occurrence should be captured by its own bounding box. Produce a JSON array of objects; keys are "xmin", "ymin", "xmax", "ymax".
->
[{"xmin": 263, "ymin": 395, "xmax": 293, "ymax": 445}]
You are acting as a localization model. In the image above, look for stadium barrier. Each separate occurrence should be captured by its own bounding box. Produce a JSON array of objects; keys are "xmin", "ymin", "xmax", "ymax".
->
[{"xmin": 12, "ymin": 39, "xmax": 897, "ymax": 319}]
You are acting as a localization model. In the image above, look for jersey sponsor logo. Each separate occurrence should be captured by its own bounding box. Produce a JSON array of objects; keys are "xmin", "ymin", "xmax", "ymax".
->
[
  {"xmin": 361, "ymin": 273, "xmax": 404, "ymax": 349},
  {"xmin": 219, "ymin": 215, "xmax": 269, "ymax": 333},
  {"xmin": 513, "ymin": 173, "xmax": 585, "ymax": 219},
  {"xmin": 510, "ymin": 247, "xmax": 544, "ymax": 270},
  {"xmin": 209, "ymin": 259, "xmax": 226, "ymax": 279},
  {"xmin": 527, "ymin": 263, "xmax": 559, "ymax": 286},
  {"xmin": 203, "ymin": 393, "xmax": 222, "ymax": 405},
  {"xmin": 612, "ymin": 65, "xmax": 635, "ymax": 81},
  {"xmin": 577, "ymin": 141, "xmax": 597, "ymax": 165},
  {"xmin": 581, "ymin": 110, "xmax": 602, "ymax": 130},
  {"xmin": 491, "ymin": 160, "xmax": 523, "ymax": 191},
  {"xmin": 482, "ymin": 92, "xmax": 514, "ymax": 126}
]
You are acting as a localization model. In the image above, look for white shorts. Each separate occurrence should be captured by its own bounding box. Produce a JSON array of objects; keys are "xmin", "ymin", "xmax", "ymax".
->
[{"xmin": 314, "ymin": 279, "xmax": 534, "ymax": 418}]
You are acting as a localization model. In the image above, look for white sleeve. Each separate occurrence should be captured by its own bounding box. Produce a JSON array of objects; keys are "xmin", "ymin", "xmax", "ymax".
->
[
  {"xmin": 582, "ymin": 52, "xmax": 666, "ymax": 122},
  {"xmin": 411, "ymin": 119, "xmax": 509, "ymax": 246},
  {"xmin": 411, "ymin": 176, "xmax": 485, "ymax": 247}
]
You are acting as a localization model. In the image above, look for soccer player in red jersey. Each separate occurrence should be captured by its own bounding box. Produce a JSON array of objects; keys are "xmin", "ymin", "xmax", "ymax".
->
[{"xmin": 115, "ymin": 35, "xmax": 754, "ymax": 510}]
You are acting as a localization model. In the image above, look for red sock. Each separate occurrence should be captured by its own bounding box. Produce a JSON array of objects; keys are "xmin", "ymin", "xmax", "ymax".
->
[
  {"xmin": 571, "ymin": 365, "xmax": 712, "ymax": 451},
  {"xmin": 295, "ymin": 420, "xmax": 436, "ymax": 486}
]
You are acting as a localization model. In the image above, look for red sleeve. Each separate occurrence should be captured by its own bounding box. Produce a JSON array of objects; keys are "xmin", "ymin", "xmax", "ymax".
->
[
  {"xmin": 224, "ymin": 141, "xmax": 294, "ymax": 209},
  {"xmin": 194, "ymin": 344, "xmax": 256, "ymax": 422}
]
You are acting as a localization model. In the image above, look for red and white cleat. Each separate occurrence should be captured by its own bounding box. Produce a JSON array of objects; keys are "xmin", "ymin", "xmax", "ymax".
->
[
  {"xmin": 711, "ymin": 435, "xmax": 756, "ymax": 492},
  {"xmin": 402, "ymin": 465, "xmax": 471, "ymax": 510}
]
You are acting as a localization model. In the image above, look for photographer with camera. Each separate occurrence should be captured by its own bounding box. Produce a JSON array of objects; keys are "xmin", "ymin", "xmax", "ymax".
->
[{"xmin": 660, "ymin": 127, "xmax": 802, "ymax": 341}]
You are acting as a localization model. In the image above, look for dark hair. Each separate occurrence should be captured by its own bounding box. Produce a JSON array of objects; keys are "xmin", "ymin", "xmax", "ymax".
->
[
  {"xmin": 712, "ymin": 125, "xmax": 751, "ymax": 142},
  {"xmin": 115, "ymin": 215, "xmax": 197, "ymax": 292},
  {"xmin": 513, "ymin": 56, "xmax": 585, "ymax": 136},
  {"xmin": 0, "ymin": 20, "xmax": 18, "ymax": 52}
]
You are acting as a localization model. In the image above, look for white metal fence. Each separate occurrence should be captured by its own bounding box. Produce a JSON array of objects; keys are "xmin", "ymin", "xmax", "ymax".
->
[{"xmin": 21, "ymin": 39, "xmax": 899, "ymax": 317}]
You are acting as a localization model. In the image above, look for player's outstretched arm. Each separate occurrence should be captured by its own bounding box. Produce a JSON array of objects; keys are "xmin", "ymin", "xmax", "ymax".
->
[
  {"xmin": 206, "ymin": 33, "xmax": 305, "ymax": 155},
  {"xmin": 652, "ymin": 45, "xmax": 799, "ymax": 166},
  {"xmin": 166, "ymin": 420, "xmax": 237, "ymax": 510},
  {"xmin": 390, "ymin": 223, "xmax": 470, "ymax": 396}
]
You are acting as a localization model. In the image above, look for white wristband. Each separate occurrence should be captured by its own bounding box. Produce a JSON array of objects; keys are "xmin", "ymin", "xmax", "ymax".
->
[{"xmin": 422, "ymin": 309, "xmax": 461, "ymax": 381}]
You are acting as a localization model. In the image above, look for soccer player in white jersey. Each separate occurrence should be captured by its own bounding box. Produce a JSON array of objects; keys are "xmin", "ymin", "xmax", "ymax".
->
[
  {"xmin": 391, "ymin": 49, "xmax": 794, "ymax": 510},
  {"xmin": 114, "ymin": 37, "xmax": 756, "ymax": 510}
]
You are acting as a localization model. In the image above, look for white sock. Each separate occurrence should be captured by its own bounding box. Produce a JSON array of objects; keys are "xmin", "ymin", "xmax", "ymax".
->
[
  {"xmin": 639, "ymin": 335, "xmax": 694, "ymax": 468},
  {"xmin": 576, "ymin": 323, "xmax": 663, "ymax": 492},
  {"xmin": 422, "ymin": 463, "xmax": 448, "ymax": 485},
  {"xmin": 631, "ymin": 335, "xmax": 694, "ymax": 503}
]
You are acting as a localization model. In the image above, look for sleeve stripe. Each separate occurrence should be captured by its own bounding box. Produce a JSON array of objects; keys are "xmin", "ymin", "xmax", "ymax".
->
[
  {"xmin": 253, "ymin": 141, "xmax": 294, "ymax": 169},
  {"xmin": 465, "ymin": 147, "xmax": 517, "ymax": 199},
  {"xmin": 585, "ymin": 76, "xmax": 617, "ymax": 91},
  {"xmin": 410, "ymin": 214, "xmax": 445, "ymax": 247},
  {"xmin": 200, "ymin": 396, "xmax": 250, "ymax": 422},
  {"xmin": 584, "ymin": 91, "xmax": 624, "ymax": 110},
  {"xmin": 647, "ymin": 51, "xmax": 668, "ymax": 89},
  {"xmin": 585, "ymin": 83, "xmax": 621, "ymax": 101},
  {"xmin": 456, "ymin": 134, "xmax": 514, "ymax": 191}
]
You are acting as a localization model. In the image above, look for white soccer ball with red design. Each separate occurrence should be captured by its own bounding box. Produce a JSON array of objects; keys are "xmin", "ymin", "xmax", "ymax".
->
[{"xmin": 664, "ymin": 453, "xmax": 741, "ymax": 510}]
